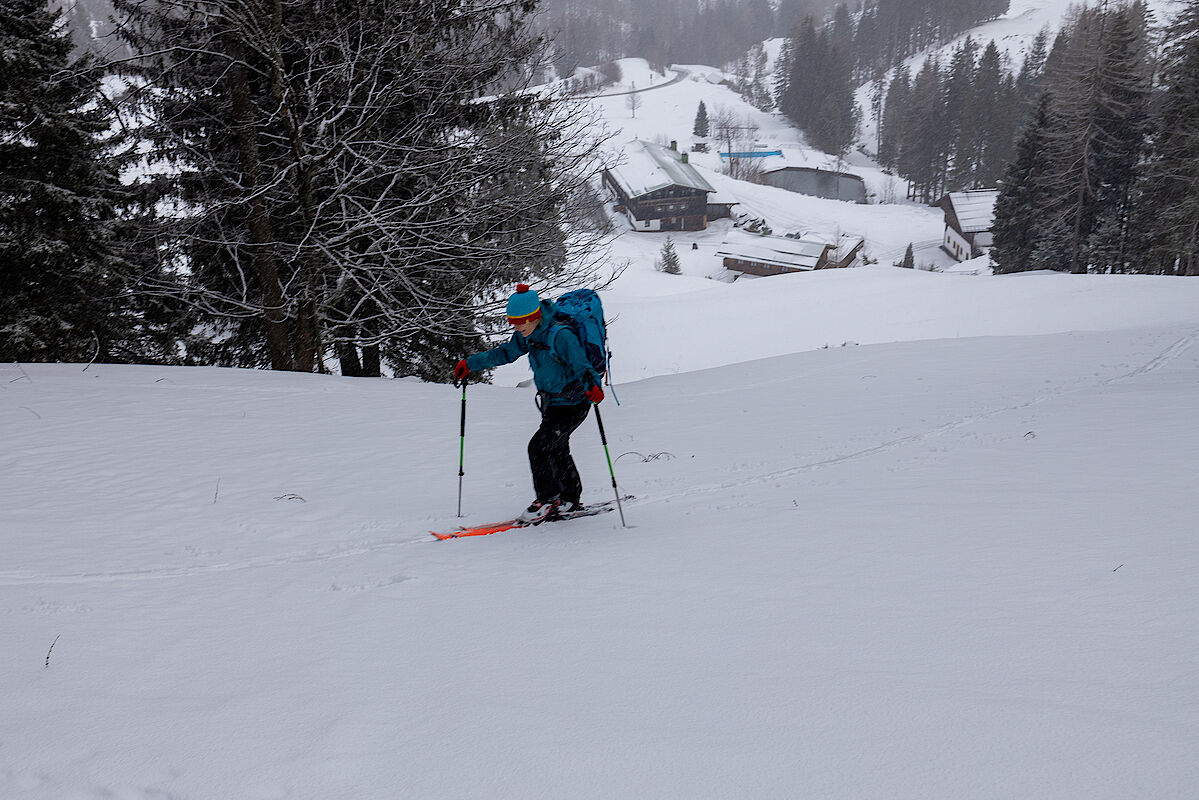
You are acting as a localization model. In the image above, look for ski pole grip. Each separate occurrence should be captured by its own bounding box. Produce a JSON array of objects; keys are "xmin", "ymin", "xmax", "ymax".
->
[
  {"xmin": 594, "ymin": 403, "xmax": 609, "ymax": 445},
  {"xmin": 459, "ymin": 387, "xmax": 467, "ymax": 438}
]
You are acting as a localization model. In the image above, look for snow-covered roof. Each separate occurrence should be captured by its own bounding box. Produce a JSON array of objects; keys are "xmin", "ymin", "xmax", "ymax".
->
[
  {"xmin": 715, "ymin": 234, "xmax": 831, "ymax": 271},
  {"xmin": 946, "ymin": 189, "xmax": 999, "ymax": 233},
  {"xmin": 606, "ymin": 140, "xmax": 715, "ymax": 199}
]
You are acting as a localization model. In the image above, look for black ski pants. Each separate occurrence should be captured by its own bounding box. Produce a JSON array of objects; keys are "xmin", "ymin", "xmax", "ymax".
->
[{"xmin": 529, "ymin": 399, "xmax": 592, "ymax": 504}]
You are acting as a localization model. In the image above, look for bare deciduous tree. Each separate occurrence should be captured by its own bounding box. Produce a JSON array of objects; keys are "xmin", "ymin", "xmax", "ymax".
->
[{"xmin": 114, "ymin": 0, "xmax": 615, "ymax": 377}]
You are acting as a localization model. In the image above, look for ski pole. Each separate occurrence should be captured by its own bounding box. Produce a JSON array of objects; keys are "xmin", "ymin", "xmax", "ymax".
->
[
  {"xmin": 456, "ymin": 379, "xmax": 467, "ymax": 517},
  {"xmin": 592, "ymin": 403, "xmax": 626, "ymax": 527}
]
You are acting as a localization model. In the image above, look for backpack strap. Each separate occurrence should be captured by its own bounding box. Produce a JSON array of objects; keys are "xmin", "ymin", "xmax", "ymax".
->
[{"xmin": 528, "ymin": 321, "xmax": 565, "ymax": 356}]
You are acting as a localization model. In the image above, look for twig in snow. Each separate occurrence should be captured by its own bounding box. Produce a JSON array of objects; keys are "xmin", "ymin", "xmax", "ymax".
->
[
  {"xmin": 45, "ymin": 635, "xmax": 60, "ymax": 668},
  {"xmin": 213, "ymin": 478, "xmax": 221, "ymax": 504},
  {"xmin": 10, "ymin": 363, "xmax": 32, "ymax": 383},
  {"xmin": 274, "ymin": 493, "xmax": 306, "ymax": 502},
  {"xmin": 82, "ymin": 332, "xmax": 101, "ymax": 372},
  {"xmin": 20, "ymin": 406, "xmax": 41, "ymax": 419},
  {"xmin": 615, "ymin": 451, "xmax": 675, "ymax": 463},
  {"xmin": 1113, "ymin": 564, "xmax": 1124, "ymax": 572}
]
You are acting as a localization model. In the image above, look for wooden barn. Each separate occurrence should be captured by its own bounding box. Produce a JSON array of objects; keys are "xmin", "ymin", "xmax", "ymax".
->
[
  {"xmin": 603, "ymin": 140, "xmax": 715, "ymax": 232},
  {"xmin": 937, "ymin": 189, "xmax": 999, "ymax": 261},
  {"xmin": 716, "ymin": 233, "xmax": 865, "ymax": 277}
]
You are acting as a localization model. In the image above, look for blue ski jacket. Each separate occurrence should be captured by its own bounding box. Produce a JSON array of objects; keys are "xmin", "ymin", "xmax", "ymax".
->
[{"xmin": 465, "ymin": 299, "xmax": 600, "ymax": 406}]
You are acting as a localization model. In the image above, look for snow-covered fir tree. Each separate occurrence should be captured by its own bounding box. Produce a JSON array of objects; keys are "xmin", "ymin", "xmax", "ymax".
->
[
  {"xmin": 992, "ymin": 93, "xmax": 1056, "ymax": 274},
  {"xmin": 693, "ymin": 101, "xmax": 709, "ymax": 138},
  {"xmin": 0, "ymin": 0, "xmax": 169, "ymax": 363},
  {"xmin": 657, "ymin": 237, "xmax": 682, "ymax": 275}
]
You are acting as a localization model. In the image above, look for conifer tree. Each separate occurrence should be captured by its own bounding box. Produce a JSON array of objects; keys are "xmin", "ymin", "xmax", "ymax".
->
[
  {"xmin": 810, "ymin": 29, "xmax": 859, "ymax": 156},
  {"xmin": 853, "ymin": 6, "xmax": 881, "ymax": 80},
  {"xmin": 693, "ymin": 101, "xmax": 709, "ymax": 138},
  {"xmin": 992, "ymin": 93, "xmax": 1055, "ymax": 273},
  {"xmin": 981, "ymin": 73, "xmax": 1021, "ymax": 186},
  {"xmin": 878, "ymin": 65, "xmax": 911, "ymax": 169},
  {"xmin": 899, "ymin": 56, "xmax": 949, "ymax": 202},
  {"xmin": 658, "ymin": 237, "xmax": 682, "ymax": 275},
  {"xmin": 777, "ymin": 17, "xmax": 821, "ymax": 133},
  {"xmin": 749, "ymin": 43, "xmax": 773, "ymax": 111},
  {"xmin": 1036, "ymin": 3, "xmax": 1152, "ymax": 273},
  {"xmin": 952, "ymin": 40, "xmax": 995, "ymax": 188},
  {"xmin": 1083, "ymin": 4, "xmax": 1152, "ymax": 272},
  {"xmin": 777, "ymin": 16, "xmax": 858, "ymax": 157},
  {"xmin": 0, "ymin": 0, "xmax": 164, "ymax": 363},
  {"xmin": 1133, "ymin": 0, "xmax": 1199, "ymax": 275},
  {"xmin": 1016, "ymin": 27, "xmax": 1051, "ymax": 109},
  {"xmin": 943, "ymin": 37, "xmax": 980, "ymax": 187}
]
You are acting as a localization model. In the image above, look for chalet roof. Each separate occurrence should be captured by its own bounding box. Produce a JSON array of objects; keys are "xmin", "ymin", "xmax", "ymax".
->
[
  {"xmin": 715, "ymin": 233, "xmax": 831, "ymax": 271},
  {"xmin": 606, "ymin": 140, "xmax": 715, "ymax": 199},
  {"xmin": 946, "ymin": 189, "xmax": 999, "ymax": 233}
]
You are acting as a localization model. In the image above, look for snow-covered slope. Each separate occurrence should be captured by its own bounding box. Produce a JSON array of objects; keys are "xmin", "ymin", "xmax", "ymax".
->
[
  {"xmin": 499, "ymin": 265, "xmax": 1199, "ymax": 383},
  {"xmin": 5, "ymin": 323, "xmax": 1199, "ymax": 798},
  {"xmin": 953, "ymin": 0, "xmax": 1183, "ymax": 66}
]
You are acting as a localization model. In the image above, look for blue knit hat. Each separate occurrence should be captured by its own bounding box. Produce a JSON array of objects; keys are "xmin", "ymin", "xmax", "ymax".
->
[{"xmin": 506, "ymin": 284, "xmax": 542, "ymax": 324}]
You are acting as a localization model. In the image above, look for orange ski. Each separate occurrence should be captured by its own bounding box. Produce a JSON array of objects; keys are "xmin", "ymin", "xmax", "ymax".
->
[{"xmin": 430, "ymin": 496, "xmax": 632, "ymax": 540}]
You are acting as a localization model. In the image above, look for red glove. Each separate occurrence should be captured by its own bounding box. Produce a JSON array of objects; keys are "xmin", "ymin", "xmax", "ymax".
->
[
  {"xmin": 586, "ymin": 384, "xmax": 604, "ymax": 404},
  {"xmin": 454, "ymin": 360, "xmax": 470, "ymax": 382}
]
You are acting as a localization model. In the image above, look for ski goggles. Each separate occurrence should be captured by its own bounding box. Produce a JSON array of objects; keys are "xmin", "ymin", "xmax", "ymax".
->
[{"xmin": 508, "ymin": 309, "xmax": 542, "ymax": 326}]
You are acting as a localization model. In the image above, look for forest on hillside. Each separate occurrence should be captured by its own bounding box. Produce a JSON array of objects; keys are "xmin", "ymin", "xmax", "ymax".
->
[{"xmin": 542, "ymin": 0, "xmax": 1010, "ymax": 77}]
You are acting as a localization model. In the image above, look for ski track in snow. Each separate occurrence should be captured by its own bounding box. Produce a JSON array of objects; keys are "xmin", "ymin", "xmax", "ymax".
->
[
  {"xmin": 1113, "ymin": 328, "xmax": 1197, "ymax": 380},
  {"xmin": 5, "ymin": 327, "xmax": 1194, "ymax": 589},
  {"xmin": 637, "ymin": 326, "xmax": 1199, "ymax": 506},
  {"xmin": 0, "ymin": 530, "xmax": 429, "ymax": 588}
]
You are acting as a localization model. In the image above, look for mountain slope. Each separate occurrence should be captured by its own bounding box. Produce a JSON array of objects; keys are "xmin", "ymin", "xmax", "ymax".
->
[{"xmin": 4, "ymin": 322, "xmax": 1199, "ymax": 798}]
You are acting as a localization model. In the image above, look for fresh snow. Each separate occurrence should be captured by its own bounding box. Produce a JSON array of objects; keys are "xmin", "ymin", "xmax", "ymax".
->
[
  {"xmin": 6, "ymin": 8, "xmax": 1199, "ymax": 799},
  {"xmin": 6, "ymin": 319, "xmax": 1199, "ymax": 798}
]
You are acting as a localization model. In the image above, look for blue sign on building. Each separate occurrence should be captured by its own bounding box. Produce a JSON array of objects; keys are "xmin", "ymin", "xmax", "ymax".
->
[{"xmin": 718, "ymin": 150, "xmax": 783, "ymax": 158}]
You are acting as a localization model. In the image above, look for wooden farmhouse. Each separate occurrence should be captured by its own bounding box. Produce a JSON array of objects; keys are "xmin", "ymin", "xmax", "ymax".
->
[
  {"xmin": 603, "ymin": 140, "xmax": 715, "ymax": 232},
  {"xmin": 716, "ymin": 233, "xmax": 865, "ymax": 277},
  {"xmin": 937, "ymin": 189, "xmax": 999, "ymax": 261}
]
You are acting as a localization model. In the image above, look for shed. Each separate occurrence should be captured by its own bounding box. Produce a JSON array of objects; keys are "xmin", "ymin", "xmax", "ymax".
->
[
  {"xmin": 762, "ymin": 166, "xmax": 867, "ymax": 204},
  {"xmin": 716, "ymin": 233, "xmax": 864, "ymax": 277},
  {"xmin": 706, "ymin": 189, "xmax": 738, "ymax": 221}
]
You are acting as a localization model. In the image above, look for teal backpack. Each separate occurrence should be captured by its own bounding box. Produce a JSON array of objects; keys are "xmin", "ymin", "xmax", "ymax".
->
[{"xmin": 554, "ymin": 289, "xmax": 610, "ymax": 379}]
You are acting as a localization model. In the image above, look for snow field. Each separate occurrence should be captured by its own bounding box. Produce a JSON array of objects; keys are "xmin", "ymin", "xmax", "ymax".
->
[{"xmin": 4, "ymin": 323, "xmax": 1199, "ymax": 798}]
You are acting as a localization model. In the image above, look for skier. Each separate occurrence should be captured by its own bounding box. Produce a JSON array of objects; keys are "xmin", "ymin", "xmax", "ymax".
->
[{"xmin": 454, "ymin": 284, "xmax": 605, "ymax": 523}]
